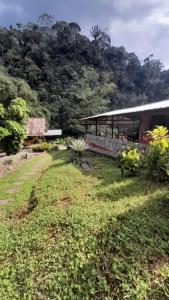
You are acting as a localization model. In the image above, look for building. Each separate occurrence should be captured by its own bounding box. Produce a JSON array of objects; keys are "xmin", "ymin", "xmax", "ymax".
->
[
  {"xmin": 81, "ymin": 99, "xmax": 169, "ymax": 156},
  {"xmin": 26, "ymin": 118, "xmax": 46, "ymax": 137},
  {"xmin": 26, "ymin": 118, "xmax": 62, "ymax": 139}
]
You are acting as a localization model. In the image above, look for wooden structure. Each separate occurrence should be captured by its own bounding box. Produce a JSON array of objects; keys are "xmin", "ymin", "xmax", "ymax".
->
[
  {"xmin": 26, "ymin": 118, "xmax": 62, "ymax": 138},
  {"xmin": 27, "ymin": 118, "xmax": 46, "ymax": 137},
  {"xmin": 81, "ymin": 100, "xmax": 169, "ymax": 144}
]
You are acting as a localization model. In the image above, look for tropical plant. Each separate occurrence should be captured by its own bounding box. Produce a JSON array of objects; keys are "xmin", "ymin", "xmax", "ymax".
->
[
  {"xmin": 146, "ymin": 126, "xmax": 169, "ymax": 182},
  {"xmin": 70, "ymin": 139, "xmax": 90, "ymax": 158},
  {"xmin": 0, "ymin": 127, "xmax": 10, "ymax": 140},
  {"xmin": 147, "ymin": 125, "xmax": 168, "ymax": 141},
  {"xmin": 7, "ymin": 98, "xmax": 29, "ymax": 122},
  {"xmin": 119, "ymin": 146, "xmax": 142, "ymax": 176}
]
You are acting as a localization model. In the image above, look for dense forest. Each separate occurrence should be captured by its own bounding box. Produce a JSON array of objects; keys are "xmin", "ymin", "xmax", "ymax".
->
[{"xmin": 0, "ymin": 13, "xmax": 169, "ymax": 135}]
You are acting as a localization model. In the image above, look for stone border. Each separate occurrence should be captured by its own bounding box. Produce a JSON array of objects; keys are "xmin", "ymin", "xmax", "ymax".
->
[{"xmin": 86, "ymin": 134, "xmax": 147, "ymax": 156}]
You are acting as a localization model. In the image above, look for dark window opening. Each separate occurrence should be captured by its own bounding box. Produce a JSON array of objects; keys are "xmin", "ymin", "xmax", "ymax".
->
[{"xmin": 150, "ymin": 115, "xmax": 169, "ymax": 130}]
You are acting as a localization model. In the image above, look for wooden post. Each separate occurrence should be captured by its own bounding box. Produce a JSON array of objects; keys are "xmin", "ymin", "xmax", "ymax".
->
[
  {"xmin": 118, "ymin": 117, "xmax": 120, "ymax": 140},
  {"xmin": 96, "ymin": 119, "xmax": 98, "ymax": 136},
  {"xmin": 85, "ymin": 124, "xmax": 88, "ymax": 134},
  {"xmin": 138, "ymin": 114, "xmax": 142, "ymax": 143},
  {"xmin": 112, "ymin": 117, "xmax": 114, "ymax": 138}
]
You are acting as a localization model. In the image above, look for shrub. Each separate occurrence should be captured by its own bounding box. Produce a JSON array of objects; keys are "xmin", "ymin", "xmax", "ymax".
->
[
  {"xmin": 146, "ymin": 126, "xmax": 169, "ymax": 182},
  {"xmin": 31, "ymin": 142, "xmax": 52, "ymax": 152},
  {"xmin": 119, "ymin": 146, "xmax": 143, "ymax": 176},
  {"xmin": 64, "ymin": 136, "xmax": 74, "ymax": 148},
  {"xmin": 1, "ymin": 121, "xmax": 26, "ymax": 155},
  {"xmin": 70, "ymin": 139, "xmax": 90, "ymax": 158},
  {"xmin": 3, "ymin": 157, "xmax": 14, "ymax": 165},
  {"xmin": 0, "ymin": 98, "xmax": 29, "ymax": 155},
  {"xmin": 52, "ymin": 138, "xmax": 65, "ymax": 145}
]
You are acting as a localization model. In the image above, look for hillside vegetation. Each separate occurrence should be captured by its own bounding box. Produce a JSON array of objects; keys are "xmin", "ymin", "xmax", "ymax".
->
[{"xmin": 1, "ymin": 14, "xmax": 169, "ymax": 134}]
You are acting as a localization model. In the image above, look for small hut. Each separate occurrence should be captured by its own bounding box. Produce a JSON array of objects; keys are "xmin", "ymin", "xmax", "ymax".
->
[{"xmin": 26, "ymin": 118, "xmax": 62, "ymax": 141}]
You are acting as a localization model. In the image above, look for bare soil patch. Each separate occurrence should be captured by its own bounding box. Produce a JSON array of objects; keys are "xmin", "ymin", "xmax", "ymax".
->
[
  {"xmin": 150, "ymin": 255, "xmax": 169, "ymax": 274},
  {"xmin": 10, "ymin": 205, "xmax": 29, "ymax": 220},
  {"xmin": 47, "ymin": 226, "xmax": 59, "ymax": 241},
  {"xmin": 0, "ymin": 199, "xmax": 10, "ymax": 205},
  {"xmin": 7, "ymin": 188, "xmax": 20, "ymax": 194},
  {"xmin": 56, "ymin": 196, "xmax": 72, "ymax": 210}
]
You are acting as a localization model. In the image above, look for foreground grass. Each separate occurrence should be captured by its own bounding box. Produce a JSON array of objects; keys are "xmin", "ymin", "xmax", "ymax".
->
[{"xmin": 0, "ymin": 150, "xmax": 169, "ymax": 299}]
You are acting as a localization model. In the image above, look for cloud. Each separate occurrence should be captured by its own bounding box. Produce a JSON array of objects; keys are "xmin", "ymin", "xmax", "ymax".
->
[
  {"xmin": 108, "ymin": 0, "xmax": 169, "ymax": 67},
  {"xmin": 0, "ymin": 0, "xmax": 169, "ymax": 68},
  {"xmin": 0, "ymin": 1, "xmax": 23, "ymax": 15}
]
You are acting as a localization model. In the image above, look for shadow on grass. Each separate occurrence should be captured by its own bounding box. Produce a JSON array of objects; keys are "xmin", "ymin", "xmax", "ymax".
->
[
  {"xmin": 95, "ymin": 177, "xmax": 155, "ymax": 202},
  {"xmin": 61, "ymin": 190, "xmax": 169, "ymax": 299},
  {"xmin": 94, "ymin": 191, "xmax": 169, "ymax": 299},
  {"xmin": 46, "ymin": 150, "xmax": 70, "ymax": 171},
  {"xmin": 47, "ymin": 150, "xmax": 161, "ymax": 204}
]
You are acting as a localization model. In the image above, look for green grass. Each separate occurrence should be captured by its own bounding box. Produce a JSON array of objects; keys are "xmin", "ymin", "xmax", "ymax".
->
[
  {"xmin": 0, "ymin": 152, "xmax": 51, "ymax": 216},
  {"xmin": 0, "ymin": 150, "xmax": 169, "ymax": 299}
]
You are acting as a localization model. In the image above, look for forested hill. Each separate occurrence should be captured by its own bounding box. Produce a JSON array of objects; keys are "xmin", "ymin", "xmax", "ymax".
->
[{"xmin": 0, "ymin": 13, "xmax": 169, "ymax": 135}]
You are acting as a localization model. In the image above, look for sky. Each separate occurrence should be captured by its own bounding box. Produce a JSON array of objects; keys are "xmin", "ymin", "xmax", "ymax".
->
[{"xmin": 1, "ymin": 0, "xmax": 169, "ymax": 69}]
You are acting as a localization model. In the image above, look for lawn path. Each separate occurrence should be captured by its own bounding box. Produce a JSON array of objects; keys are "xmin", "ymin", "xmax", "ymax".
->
[{"xmin": 0, "ymin": 152, "xmax": 52, "ymax": 219}]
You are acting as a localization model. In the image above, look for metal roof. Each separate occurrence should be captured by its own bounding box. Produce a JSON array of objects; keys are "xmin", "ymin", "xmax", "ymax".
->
[
  {"xmin": 44, "ymin": 130, "xmax": 62, "ymax": 136},
  {"xmin": 82, "ymin": 99, "xmax": 169, "ymax": 120}
]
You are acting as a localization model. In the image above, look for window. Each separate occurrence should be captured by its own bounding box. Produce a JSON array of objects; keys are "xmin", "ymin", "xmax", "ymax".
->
[{"xmin": 150, "ymin": 115, "xmax": 169, "ymax": 130}]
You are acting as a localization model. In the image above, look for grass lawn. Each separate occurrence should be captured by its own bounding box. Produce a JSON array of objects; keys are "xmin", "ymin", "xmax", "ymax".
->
[
  {"xmin": 0, "ymin": 150, "xmax": 169, "ymax": 299},
  {"xmin": 0, "ymin": 152, "xmax": 51, "ymax": 218}
]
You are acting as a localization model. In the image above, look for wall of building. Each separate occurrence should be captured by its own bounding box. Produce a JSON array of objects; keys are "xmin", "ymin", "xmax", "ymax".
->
[
  {"xmin": 86, "ymin": 134, "xmax": 146, "ymax": 156},
  {"xmin": 139, "ymin": 113, "xmax": 150, "ymax": 143},
  {"xmin": 139, "ymin": 110, "xmax": 169, "ymax": 143}
]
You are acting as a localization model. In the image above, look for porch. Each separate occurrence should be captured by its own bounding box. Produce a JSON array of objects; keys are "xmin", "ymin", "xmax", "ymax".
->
[
  {"xmin": 85, "ymin": 134, "xmax": 145, "ymax": 157},
  {"xmin": 81, "ymin": 99, "xmax": 169, "ymax": 157}
]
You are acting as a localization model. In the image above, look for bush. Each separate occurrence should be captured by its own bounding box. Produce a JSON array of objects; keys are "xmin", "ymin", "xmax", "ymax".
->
[
  {"xmin": 1, "ymin": 121, "xmax": 26, "ymax": 155},
  {"xmin": 119, "ymin": 146, "xmax": 143, "ymax": 176},
  {"xmin": 52, "ymin": 138, "xmax": 65, "ymax": 145},
  {"xmin": 146, "ymin": 126, "xmax": 169, "ymax": 182},
  {"xmin": 0, "ymin": 99, "xmax": 29, "ymax": 155},
  {"xmin": 64, "ymin": 136, "xmax": 74, "ymax": 148},
  {"xmin": 31, "ymin": 142, "xmax": 52, "ymax": 152},
  {"xmin": 3, "ymin": 157, "xmax": 14, "ymax": 165}
]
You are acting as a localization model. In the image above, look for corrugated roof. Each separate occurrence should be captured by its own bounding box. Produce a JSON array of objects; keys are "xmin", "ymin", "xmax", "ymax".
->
[
  {"xmin": 44, "ymin": 130, "xmax": 62, "ymax": 136},
  {"xmin": 82, "ymin": 99, "xmax": 169, "ymax": 120},
  {"xmin": 26, "ymin": 118, "xmax": 46, "ymax": 136}
]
